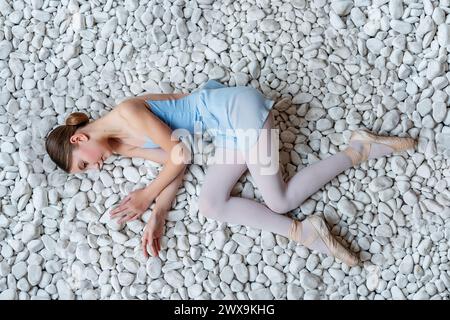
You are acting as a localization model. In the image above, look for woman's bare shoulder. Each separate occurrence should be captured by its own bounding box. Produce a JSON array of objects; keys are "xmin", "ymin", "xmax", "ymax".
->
[{"xmin": 112, "ymin": 92, "xmax": 190, "ymax": 116}]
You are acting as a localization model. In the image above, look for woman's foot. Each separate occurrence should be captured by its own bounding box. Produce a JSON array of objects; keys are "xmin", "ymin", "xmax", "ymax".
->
[
  {"xmin": 343, "ymin": 129, "xmax": 417, "ymax": 166},
  {"xmin": 288, "ymin": 216, "xmax": 359, "ymax": 267}
]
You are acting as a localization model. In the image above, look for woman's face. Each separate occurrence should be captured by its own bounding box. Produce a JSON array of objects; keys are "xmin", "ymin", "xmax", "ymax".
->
[{"xmin": 69, "ymin": 133, "xmax": 112, "ymax": 173}]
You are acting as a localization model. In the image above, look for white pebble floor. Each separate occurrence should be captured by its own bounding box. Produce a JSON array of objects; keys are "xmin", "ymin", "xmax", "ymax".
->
[{"xmin": 0, "ymin": 0, "xmax": 450, "ymax": 300}]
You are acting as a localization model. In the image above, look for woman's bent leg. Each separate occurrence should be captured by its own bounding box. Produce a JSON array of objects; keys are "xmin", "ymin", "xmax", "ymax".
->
[
  {"xmin": 243, "ymin": 112, "xmax": 355, "ymax": 214},
  {"xmin": 199, "ymin": 146, "xmax": 359, "ymax": 265},
  {"xmin": 198, "ymin": 147, "xmax": 292, "ymax": 237}
]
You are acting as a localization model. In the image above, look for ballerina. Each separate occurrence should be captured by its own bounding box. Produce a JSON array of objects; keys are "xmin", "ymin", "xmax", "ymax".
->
[{"xmin": 45, "ymin": 79, "xmax": 417, "ymax": 266}]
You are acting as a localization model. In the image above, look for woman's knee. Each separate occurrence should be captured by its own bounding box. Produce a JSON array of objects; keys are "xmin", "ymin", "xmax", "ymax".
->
[
  {"xmin": 198, "ymin": 193, "xmax": 224, "ymax": 220},
  {"xmin": 264, "ymin": 196, "xmax": 293, "ymax": 214}
]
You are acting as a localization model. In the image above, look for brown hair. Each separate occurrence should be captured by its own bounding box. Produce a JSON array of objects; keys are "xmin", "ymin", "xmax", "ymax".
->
[{"xmin": 45, "ymin": 112, "xmax": 90, "ymax": 173}]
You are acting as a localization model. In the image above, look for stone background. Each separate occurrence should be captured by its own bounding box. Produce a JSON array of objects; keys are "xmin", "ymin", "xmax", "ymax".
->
[{"xmin": 0, "ymin": 0, "xmax": 449, "ymax": 299}]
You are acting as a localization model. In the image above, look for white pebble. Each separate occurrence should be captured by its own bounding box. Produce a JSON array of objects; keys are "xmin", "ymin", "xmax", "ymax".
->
[{"xmin": 337, "ymin": 198, "xmax": 357, "ymax": 217}]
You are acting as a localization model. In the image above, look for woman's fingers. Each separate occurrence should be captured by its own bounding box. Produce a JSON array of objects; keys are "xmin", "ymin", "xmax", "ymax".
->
[
  {"xmin": 117, "ymin": 216, "xmax": 126, "ymax": 224},
  {"xmin": 126, "ymin": 211, "xmax": 143, "ymax": 223},
  {"xmin": 141, "ymin": 225, "xmax": 163, "ymax": 259},
  {"xmin": 117, "ymin": 214, "xmax": 129, "ymax": 224},
  {"xmin": 118, "ymin": 211, "xmax": 136, "ymax": 224},
  {"xmin": 155, "ymin": 238, "xmax": 161, "ymax": 253},
  {"xmin": 111, "ymin": 208, "xmax": 130, "ymax": 222},
  {"xmin": 110, "ymin": 203, "xmax": 129, "ymax": 217},
  {"xmin": 113, "ymin": 196, "xmax": 131, "ymax": 213},
  {"xmin": 110, "ymin": 205, "xmax": 125, "ymax": 217},
  {"xmin": 110, "ymin": 195, "xmax": 132, "ymax": 216},
  {"xmin": 129, "ymin": 213, "xmax": 142, "ymax": 222},
  {"xmin": 152, "ymin": 239, "xmax": 157, "ymax": 255},
  {"xmin": 124, "ymin": 214, "xmax": 137, "ymax": 223},
  {"xmin": 142, "ymin": 231, "xmax": 149, "ymax": 258}
]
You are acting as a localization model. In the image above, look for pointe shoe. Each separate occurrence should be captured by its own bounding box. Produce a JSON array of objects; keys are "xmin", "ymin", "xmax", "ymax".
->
[
  {"xmin": 288, "ymin": 217, "xmax": 359, "ymax": 267},
  {"xmin": 343, "ymin": 129, "xmax": 417, "ymax": 166}
]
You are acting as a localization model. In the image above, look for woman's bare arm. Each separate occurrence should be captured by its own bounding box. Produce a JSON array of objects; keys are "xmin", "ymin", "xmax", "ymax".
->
[
  {"xmin": 114, "ymin": 145, "xmax": 184, "ymax": 216},
  {"xmin": 152, "ymin": 167, "xmax": 185, "ymax": 215},
  {"xmin": 113, "ymin": 144, "xmax": 170, "ymax": 165},
  {"xmin": 117, "ymin": 99, "xmax": 190, "ymax": 201}
]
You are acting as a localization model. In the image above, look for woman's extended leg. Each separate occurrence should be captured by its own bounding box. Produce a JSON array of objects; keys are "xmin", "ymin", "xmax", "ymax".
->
[{"xmin": 242, "ymin": 111, "xmax": 396, "ymax": 214}]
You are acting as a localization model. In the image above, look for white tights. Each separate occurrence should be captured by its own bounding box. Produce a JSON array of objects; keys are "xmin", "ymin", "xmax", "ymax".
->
[{"xmin": 198, "ymin": 111, "xmax": 395, "ymax": 239}]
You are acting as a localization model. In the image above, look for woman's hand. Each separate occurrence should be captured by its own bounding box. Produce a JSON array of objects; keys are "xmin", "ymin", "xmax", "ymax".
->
[
  {"xmin": 142, "ymin": 209, "xmax": 166, "ymax": 258},
  {"xmin": 110, "ymin": 188, "xmax": 155, "ymax": 224}
]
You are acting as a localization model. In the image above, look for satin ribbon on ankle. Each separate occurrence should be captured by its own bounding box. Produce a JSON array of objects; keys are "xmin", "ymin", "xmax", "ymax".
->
[
  {"xmin": 343, "ymin": 143, "xmax": 371, "ymax": 166},
  {"xmin": 288, "ymin": 219, "xmax": 315, "ymax": 247},
  {"xmin": 288, "ymin": 220, "xmax": 302, "ymax": 243}
]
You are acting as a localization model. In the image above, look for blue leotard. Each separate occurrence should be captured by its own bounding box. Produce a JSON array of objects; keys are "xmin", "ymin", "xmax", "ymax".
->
[{"xmin": 143, "ymin": 79, "xmax": 275, "ymax": 151}]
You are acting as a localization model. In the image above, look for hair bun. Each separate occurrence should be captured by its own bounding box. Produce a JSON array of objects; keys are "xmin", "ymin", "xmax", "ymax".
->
[{"xmin": 65, "ymin": 112, "xmax": 89, "ymax": 127}]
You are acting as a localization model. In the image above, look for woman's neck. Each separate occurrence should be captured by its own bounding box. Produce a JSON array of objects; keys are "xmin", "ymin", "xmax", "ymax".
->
[{"xmin": 80, "ymin": 112, "xmax": 123, "ymax": 141}]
